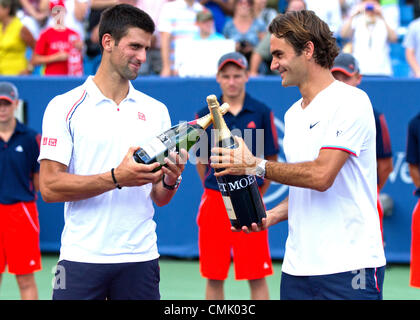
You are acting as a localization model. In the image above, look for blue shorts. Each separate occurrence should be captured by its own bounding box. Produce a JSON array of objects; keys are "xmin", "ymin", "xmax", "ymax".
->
[
  {"xmin": 52, "ymin": 258, "xmax": 160, "ymax": 300},
  {"xmin": 280, "ymin": 266, "xmax": 385, "ymax": 300}
]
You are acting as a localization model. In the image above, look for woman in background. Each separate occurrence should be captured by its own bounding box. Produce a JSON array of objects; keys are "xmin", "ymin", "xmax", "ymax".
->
[
  {"xmin": 0, "ymin": 0, "xmax": 36, "ymax": 75},
  {"xmin": 223, "ymin": 0, "xmax": 266, "ymax": 63}
]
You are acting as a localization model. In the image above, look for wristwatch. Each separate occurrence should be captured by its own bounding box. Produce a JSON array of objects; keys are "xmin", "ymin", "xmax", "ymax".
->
[
  {"xmin": 255, "ymin": 160, "xmax": 267, "ymax": 178},
  {"xmin": 162, "ymin": 174, "xmax": 182, "ymax": 190}
]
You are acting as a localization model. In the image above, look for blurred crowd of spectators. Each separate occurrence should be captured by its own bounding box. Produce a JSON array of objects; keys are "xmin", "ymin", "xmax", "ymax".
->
[{"xmin": 1, "ymin": 0, "xmax": 420, "ymax": 78}]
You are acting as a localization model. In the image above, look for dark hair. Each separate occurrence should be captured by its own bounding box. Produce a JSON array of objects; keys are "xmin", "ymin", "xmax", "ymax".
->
[
  {"xmin": 98, "ymin": 4, "xmax": 155, "ymax": 52},
  {"xmin": 268, "ymin": 10, "xmax": 339, "ymax": 69},
  {"xmin": 0, "ymin": 0, "xmax": 19, "ymax": 16}
]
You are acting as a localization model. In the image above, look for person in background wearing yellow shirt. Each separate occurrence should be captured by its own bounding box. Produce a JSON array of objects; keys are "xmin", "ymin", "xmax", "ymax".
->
[{"xmin": 0, "ymin": 0, "xmax": 36, "ymax": 75}]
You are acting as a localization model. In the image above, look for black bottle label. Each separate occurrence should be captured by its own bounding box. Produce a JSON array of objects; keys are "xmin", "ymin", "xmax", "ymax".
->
[{"xmin": 216, "ymin": 174, "xmax": 266, "ymax": 228}]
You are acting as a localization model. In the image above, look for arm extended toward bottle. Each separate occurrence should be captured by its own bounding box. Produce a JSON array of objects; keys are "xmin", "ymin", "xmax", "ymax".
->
[
  {"xmin": 210, "ymin": 136, "xmax": 350, "ymax": 192},
  {"xmin": 234, "ymin": 197, "xmax": 289, "ymax": 233},
  {"xmin": 39, "ymin": 147, "xmax": 163, "ymax": 203}
]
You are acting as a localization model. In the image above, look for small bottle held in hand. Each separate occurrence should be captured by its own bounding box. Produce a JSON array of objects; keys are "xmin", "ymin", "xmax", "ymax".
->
[
  {"xmin": 133, "ymin": 102, "xmax": 229, "ymax": 170},
  {"xmin": 207, "ymin": 95, "xmax": 266, "ymax": 228}
]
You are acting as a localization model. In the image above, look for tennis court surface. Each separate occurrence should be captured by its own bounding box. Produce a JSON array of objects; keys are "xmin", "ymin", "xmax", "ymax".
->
[{"xmin": 0, "ymin": 254, "xmax": 419, "ymax": 300}]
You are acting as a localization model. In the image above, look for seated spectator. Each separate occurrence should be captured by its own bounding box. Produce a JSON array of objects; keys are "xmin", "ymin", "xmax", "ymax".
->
[
  {"xmin": 0, "ymin": 0, "xmax": 36, "ymax": 75},
  {"xmin": 32, "ymin": 0, "xmax": 83, "ymax": 75},
  {"xmin": 200, "ymin": 0, "xmax": 235, "ymax": 34},
  {"xmin": 223, "ymin": 0, "xmax": 266, "ymax": 63},
  {"xmin": 254, "ymin": 0, "xmax": 277, "ymax": 29},
  {"xmin": 403, "ymin": 15, "xmax": 420, "ymax": 78},
  {"xmin": 158, "ymin": 0, "xmax": 204, "ymax": 77},
  {"xmin": 249, "ymin": 0, "xmax": 304, "ymax": 76},
  {"xmin": 137, "ymin": 0, "xmax": 170, "ymax": 76},
  {"xmin": 19, "ymin": 0, "xmax": 49, "ymax": 39},
  {"xmin": 340, "ymin": 0, "xmax": 397, "ymax": 76}
]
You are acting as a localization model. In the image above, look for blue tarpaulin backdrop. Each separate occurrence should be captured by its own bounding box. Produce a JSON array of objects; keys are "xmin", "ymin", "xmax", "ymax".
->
[{"xmin": 2, "ymin": 75, "xmax": 418, "ymax": 263}]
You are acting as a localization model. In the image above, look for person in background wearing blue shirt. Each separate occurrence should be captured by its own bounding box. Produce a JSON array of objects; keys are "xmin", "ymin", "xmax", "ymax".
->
[
  {"xmin": 195, "ymin": 52, "xmax": 279, "ymax": 300},
  {"xmin": 0, "ymin": 82, "xmax": 41, "ymax": 299}
]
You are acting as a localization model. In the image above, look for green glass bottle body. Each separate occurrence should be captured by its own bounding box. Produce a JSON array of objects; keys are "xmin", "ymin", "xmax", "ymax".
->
[{"xmin": 133, "ymin": 103, "xmax": 228, "ymax": 170}]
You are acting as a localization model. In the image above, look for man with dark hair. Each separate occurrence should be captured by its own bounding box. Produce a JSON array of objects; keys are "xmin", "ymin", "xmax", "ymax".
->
[
  {"xmin": 38, "ymin": 4, "xmax": 187, "ymax": 300},
  {"xmin": 210, "ymin": 10, "xmax": 386, "ymax": 300},
  {"xmin": 98, "ymin": 3, "xmax": 155, "ymax": 52}
]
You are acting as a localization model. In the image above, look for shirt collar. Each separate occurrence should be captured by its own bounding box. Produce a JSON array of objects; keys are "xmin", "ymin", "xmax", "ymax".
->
[{"xmin": 85, "ymin": 76, "xmax": 137, "ymax": 105}]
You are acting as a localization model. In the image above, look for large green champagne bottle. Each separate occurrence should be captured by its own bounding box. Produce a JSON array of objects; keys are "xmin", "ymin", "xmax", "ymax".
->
[
  {"xmin": 207, "ymin": 95, "xmax": 266, "ymax": 228},
  {"xmin": 133, "ymin": 102, "xmax": 229, "ymax": 168}
]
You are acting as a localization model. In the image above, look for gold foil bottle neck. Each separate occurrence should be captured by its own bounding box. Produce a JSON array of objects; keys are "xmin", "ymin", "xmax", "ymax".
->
[
  {"xmin": 206, "ymin": 95, "xmax": 232, "ymax": 142},
  {"xmin": 207, "ymin": 95, "xmax": 220, "ymax": 110},
  {"xmin": 195, "ymin": 102, "xmax": 229, "ymax": 130}
]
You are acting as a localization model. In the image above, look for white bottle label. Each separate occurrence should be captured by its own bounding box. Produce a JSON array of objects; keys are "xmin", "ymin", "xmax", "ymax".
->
[
  {"xmin": 142, "ymin": 137, "xmax": 167, "ymax": 157},
  {"xmin": 222, "ymin": 195, "xmax": 237, "ymax": 220}
]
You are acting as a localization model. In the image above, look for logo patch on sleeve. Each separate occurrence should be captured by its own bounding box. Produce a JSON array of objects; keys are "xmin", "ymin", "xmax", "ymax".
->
[{"xmin": 48, "ymin": 138, "xmax": 57, "ymax": 146}]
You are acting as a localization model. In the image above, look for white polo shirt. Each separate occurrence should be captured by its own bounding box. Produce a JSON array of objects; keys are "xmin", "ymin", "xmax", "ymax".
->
[
  {"xmin": 282, "ymin": 80, "xmax": 386, "ymax": 276},
  {"xmin": 38, "ymin": 76, "xmax": 171, "ymax": 263}
]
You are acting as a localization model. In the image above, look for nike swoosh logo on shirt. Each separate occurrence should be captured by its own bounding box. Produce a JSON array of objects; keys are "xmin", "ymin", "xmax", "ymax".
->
[{"xmin": 309, "ymin": 121, "xmax": 320, "ymax": 129}]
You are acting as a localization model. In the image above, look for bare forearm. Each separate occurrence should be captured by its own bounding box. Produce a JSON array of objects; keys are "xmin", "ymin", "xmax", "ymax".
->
[
  {"xmin": 409, "ymin": 164, "xmax": 420, "ymax": 188},
  {"xmin": 406, "ymin": 49, "xmax": 420, "ymax": 76},
  {"xmin": 151, "ymin": 179, "xmax": 177, "ymax": 207},
  {"xmin": 384, "ymin": 20, "xmax": 397, "ymax": 43},
  {"xmin": 340, "ymin": 16, "xmax": 354, "ymax": 39},
  {"xmin": 40, "ymin": 169, "xmax": 115, "ymax": 203},
  {"xmin": 377, "ymin": 157, "xmax": 393, "ymax": 190},
  {"xmin": 267, "ymin": 196, "xmax": 288, "ymax": 226},
  {"xmin": 265, "ymin": 161, "xmax": 331, "ymax": 192},
  {"xmin": 33, "ymin": 172, "xmax": 40, "ymax": 193},
  {"xmin": 32, "ymin": 53, "xmax": 63, "ymax": 65},
  {"xmin": 20, "ymin": 0, "xmax": 46, "ymax": 18},
  {"xmin": 151, "ymin": 150, "xmax": 187, "ymax": 206},
  {"xmin": 249, "ymin": 52, "xmax": 263, "ymax": 76},
  {"xmin": 74, "ymin": 0, "xmax": 88, "ymax": 22},
  {"xmin": 160, "ymin": 32, "xmax": 171, "ymax": 72},
  {"xmin": 214, "ymin": 0, "xmax": 234, "ymax": 14},
  {"xmin": 264, "ymin": 148, "xmax": 349, "ymax": 192},
  {"xmin": 201, "ymin": 0, "xmax": 234, "ymax": 15}
]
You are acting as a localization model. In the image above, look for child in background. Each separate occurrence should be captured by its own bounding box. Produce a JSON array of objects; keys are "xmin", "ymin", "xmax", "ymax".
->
[{"xmin": 32, "ymin": 0, "xmax": 83, "ymax": 75}]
